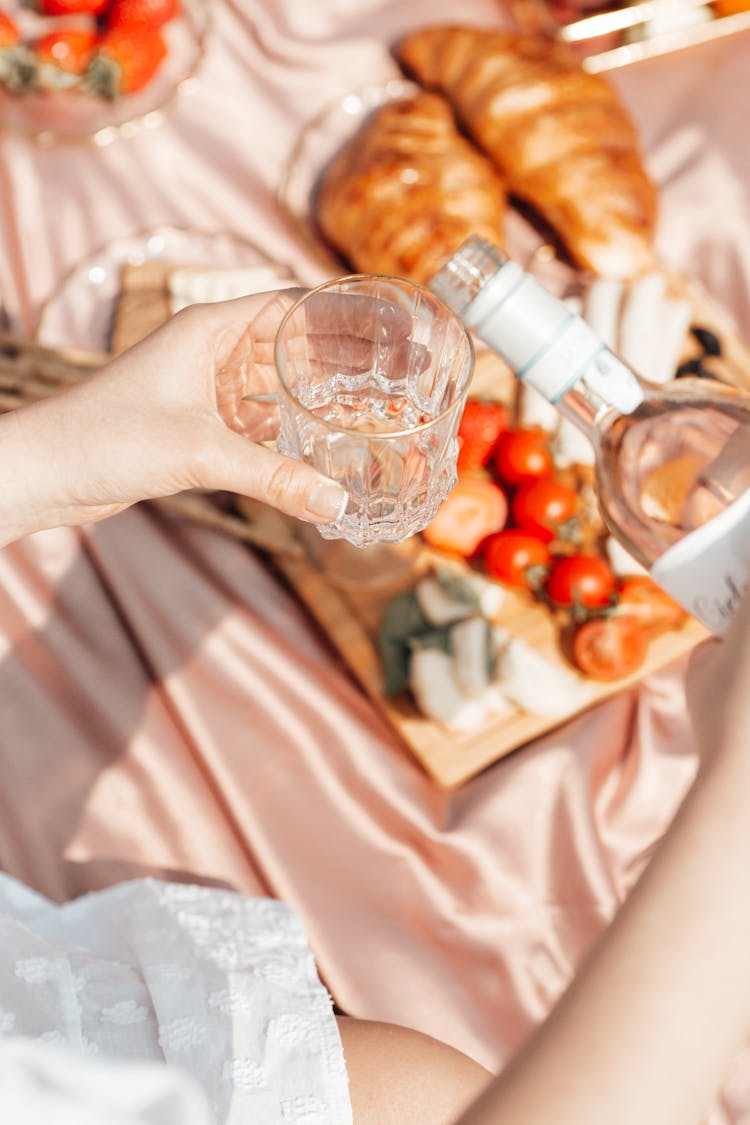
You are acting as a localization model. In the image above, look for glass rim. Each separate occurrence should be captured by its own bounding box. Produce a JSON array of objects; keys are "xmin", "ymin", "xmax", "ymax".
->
[{"xmin": 273, "ymin": 272, "xmax": 475, "ymax": 439}]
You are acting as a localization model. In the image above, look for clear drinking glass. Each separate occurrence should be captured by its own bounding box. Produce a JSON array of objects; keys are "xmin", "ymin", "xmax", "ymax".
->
[{"xmin": 274, "ymin": 275, "xmax": 474, "ymax": 547}]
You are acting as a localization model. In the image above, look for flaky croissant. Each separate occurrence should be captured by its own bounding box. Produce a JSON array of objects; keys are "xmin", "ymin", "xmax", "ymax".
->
[
  {"xmin": 396, "ymin": 26, "xmax": 658, "ymax": 280},
  {"xmin": 315, "ymin": 91, "xmax": 506, "ymax": 283}
]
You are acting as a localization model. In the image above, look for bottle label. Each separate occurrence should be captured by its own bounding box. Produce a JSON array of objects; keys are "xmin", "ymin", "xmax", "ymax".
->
[
  {"xmin": 650, "ymin": 488, "xmax": 750, "ymax": 634},
  {"xmin": 466, "ymin": 268, "xmax": 644, "ymax": 413},
  {"xmin": 580, "ymin": 350, "xmax": 645, "ymax": 414},
  {"xmin": 520, "ymin": 316, "xmax": 602, "ymax": 401},
  {"xmin": 522, "ymin": 320, "xmax": 644, "ymax": 413}
]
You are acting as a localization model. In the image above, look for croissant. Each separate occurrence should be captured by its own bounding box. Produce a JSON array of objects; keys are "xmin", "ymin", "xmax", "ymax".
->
[
  {"xmin": 396, "ymin": 26, "xmax": 658, "ymax": 279},
  {"xmin": 315, "ymin": 91, "xmax": 506, "ymax": 283}
]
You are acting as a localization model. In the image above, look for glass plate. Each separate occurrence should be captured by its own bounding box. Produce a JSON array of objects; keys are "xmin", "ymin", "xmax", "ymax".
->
[
  {"xmin": 36, "ymin": 225, "xmax": 296, "ymax": 351},
  {"xmin": 278, "ymin": 77, "xmax": 577, "ymax": 295},
  {"xmin": 278, "ymin": 77, "xmax": 419, "ymax": 277},
  {"xmin": 0, "ymin": 0, "xmax": 209, "ymax": 147}
]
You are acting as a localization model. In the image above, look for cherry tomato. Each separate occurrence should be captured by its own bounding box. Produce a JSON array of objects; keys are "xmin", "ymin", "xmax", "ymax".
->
[
  {"xmin": 0, "ymin": 12, "xmax": 20, "ymax": 48},
  {"xmin": 546, "ymin": 554, "xmax": 616, "ymax": 609},
  {"xmin": 484, "ymin": 531, "xmax": 551, "ymax": 590},
  {"xmin": 510, "ymin": 478, "xmax": 580, "ymax": 543},
  {"xmin": 573, "ymin": 617, "xmax": 648, "ymax": 681},
  {"xmin": 713, "ymin": 0, "xmax": 750, "ymax": 15},
  {"xmin": 616, "ymin": 575, "xmax": 686, "ymax": 637},
  {"xmin": 494, "ymin": 428, "xmax": 554, "ymax": 487}
]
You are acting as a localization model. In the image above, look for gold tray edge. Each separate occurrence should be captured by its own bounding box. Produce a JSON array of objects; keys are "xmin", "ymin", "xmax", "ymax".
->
[{"xmin": 579, "ymin": 8, "xmax": 750, "ymax": 72}]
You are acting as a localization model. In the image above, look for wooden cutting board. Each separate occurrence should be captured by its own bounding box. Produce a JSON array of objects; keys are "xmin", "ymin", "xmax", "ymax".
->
[
  {"xmin": 230, "ymin": 333, "xmax": 722, "ymax": 790},
  {"xmin": 231, "ymin": 279, "xmax": 750, "ymax": 789},
  {"xmin": 233, "ymin": 489, "xmax": 709, "ymax": 789},
  {"xmin": 110, "ymin": 264, "xmax": 749, "ymax": 789}
]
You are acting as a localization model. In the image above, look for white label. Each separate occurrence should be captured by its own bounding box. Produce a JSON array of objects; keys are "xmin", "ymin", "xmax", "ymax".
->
[
  {"xmin": 521, "ymin": 317, "xmax": 601, "ymax": 401},
  {"xmin": 650, "ymin": 488, "xmax": 750, "ymax": 634},
  {"xmin": 468, "ymin": 271, "xmax": 645, "ymax": 412},
  {"xmin": 522, "ymin": 322, "xmax": 644, "ymax": 413},
  {"xmin": 581, "ymin": 350, "xmax": 644, "ymax": 414},
  {"xmin": 469, "ymin": 274, "xmax": 569, "ymax": 375}
]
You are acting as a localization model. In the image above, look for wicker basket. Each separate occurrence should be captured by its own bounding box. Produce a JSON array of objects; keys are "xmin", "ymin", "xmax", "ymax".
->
[{"xmin": 0, "ymin": 331, "xmax": 303, "ymax": 557}]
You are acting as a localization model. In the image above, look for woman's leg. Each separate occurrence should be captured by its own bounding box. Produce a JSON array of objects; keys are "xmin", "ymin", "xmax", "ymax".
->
[{"xmin": 336, "ymin": 1016, "xmax": 492, "ymax": 1125}]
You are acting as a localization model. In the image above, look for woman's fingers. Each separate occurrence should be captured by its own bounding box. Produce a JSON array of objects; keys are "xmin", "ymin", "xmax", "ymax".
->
[
  {"xmin": 278, "ymin": 335, "xmax": 431, "ymax": 381},
  {"xmin": 206, "ymin": 288, "xmax": 306, "ymax": 349},
  {"xmin": 205, "ymin": 287, "xmax": 414, "ymax": 356},
  {"xmin": 281, "ymin": 290, "xmax": 414, "ymax": 344},
  {"xmin": 685, "ymin": 583, "xmax": 750, "ymax": 764},
  {"xmin": 214, "ymin": 290, "xmax": 430, "ymax": 432},
  {"xmin": 228, "ymin": 400, "xmax": 280, "ymax": 442},
  {"xmin": 192, "ymin": 426, "xmax": 348, "ymax": 523}
]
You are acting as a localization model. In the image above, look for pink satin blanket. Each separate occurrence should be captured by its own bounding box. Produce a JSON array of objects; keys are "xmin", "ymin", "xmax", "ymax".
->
[{"xmin": 1, "ymin": 3, "xmax": 749, "ymax": 1120}]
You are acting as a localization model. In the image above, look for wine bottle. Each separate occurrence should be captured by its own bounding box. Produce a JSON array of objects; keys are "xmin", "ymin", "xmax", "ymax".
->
[{"xmin": 429, "ymin": 235, "xmax": 750, "ymax": 635}]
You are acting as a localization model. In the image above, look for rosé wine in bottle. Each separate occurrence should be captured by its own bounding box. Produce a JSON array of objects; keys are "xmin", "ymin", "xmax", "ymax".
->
[{"xmin": 430, "ymin": 236, "xmax": 750, "ymax": 634}]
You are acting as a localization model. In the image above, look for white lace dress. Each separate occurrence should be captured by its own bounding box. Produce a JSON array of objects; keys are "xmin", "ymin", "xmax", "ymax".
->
[{"xmin": 0, "ymin": 874, "xmax": 352, "ymax": 1124}]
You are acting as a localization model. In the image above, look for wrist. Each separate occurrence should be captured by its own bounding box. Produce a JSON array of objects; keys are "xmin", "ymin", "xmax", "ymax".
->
[{"xmin": 0, "ymin": 406, "xmax": 63, "ymax": 547}]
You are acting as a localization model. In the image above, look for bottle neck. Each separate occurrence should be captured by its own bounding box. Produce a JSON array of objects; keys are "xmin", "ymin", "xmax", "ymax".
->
[
  {"xmin": 556, "ymin": 381, "xmax": 613, "ymax": 445},
  {"xmin": 430, "ymin": 237, "xmax": 645, "ymax": 429}
]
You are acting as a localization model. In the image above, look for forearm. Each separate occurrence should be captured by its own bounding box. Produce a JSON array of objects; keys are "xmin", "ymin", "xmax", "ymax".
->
[
  {"xmin": 0, "ymin": 406, "xmax": 59, "ymax": 547},
  {"xmin": 0, "ymin": 365, "xmax": 152, "ymax": 546},
  {"xmin": 459, "ymin": 749, "xmax": 750, "ymax": 1125}
]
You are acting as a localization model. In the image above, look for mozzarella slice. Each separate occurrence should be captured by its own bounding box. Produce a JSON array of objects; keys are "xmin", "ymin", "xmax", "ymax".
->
[
  {"xmin": 451, "ymin": 616, "xmax": 491, "ymax": 698},
  {"xmin": 553, "ymin": 417, "xmax": 595, "ymax": 468},
  {"xmin": 409, "ymin": 640, "xmax": 517, "ymax": 731},
  {"xmin": 409, "ymin": 647, "xmax": 468, "ymax": 727},
  {"xmin": 495, "ymin": 636, "xmax": 594, "ymax": 720},
  {"xmin": 605, "ymin": 535, "xmax": 648, "ymax": 576},
  {"xmin": 618, "ymin": 272, "xmax": 666, "ymax": 377},
  {"xmin": 415, "ymin": 575, "xmax": 477, "ymax": 626},
  {"xmin": 583, "ymin": 278, "xmax": 623, "ymax": 349},
  {"xmin": 518, "ymin": 383, "xmax": 560, "ymax": 432},
  {"xmin": 460, "ymin": 571, "xmax": 506, "ymax": 619},
  {"xmin": 644, "ymin": 296, "xmax": 693, "ymax": 384}
]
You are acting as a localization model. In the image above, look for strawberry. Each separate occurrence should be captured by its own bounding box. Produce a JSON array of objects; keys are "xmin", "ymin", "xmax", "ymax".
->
[
  {"xmin": 35, "ymin": 28, "xmax": 98, "ymax": 88},
  {"xmin": 107, "ymin": 0, "xmax": 180, "ymax": 28},
  {"xmin": 456, "ymin": 399, "xmax": 509, "ymax": 473},
  {"xmin": 422, "ymin": 476, "xmax": 508, "ymax": 557},
  {"xmin": 85, "ymin": 26, "xmax": 167, "ymax": 97},
  {"xmin": 0, "ymin": 12, "xmax": 37, "ymax": 93},
  {"xmin": 0, "ymin": 12, "xmax": 20, "ymax": 49},
  {"xmin": 38, "ymin": 0, "xmax": 110, "ymax": 14}
]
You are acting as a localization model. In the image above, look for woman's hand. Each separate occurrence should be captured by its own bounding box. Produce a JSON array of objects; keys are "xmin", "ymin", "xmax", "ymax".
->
[
  {"xmin": 458, "ymin": 584, "xmax": 750, "ymax": 1125},
  {"xmin": 686, "ymin": 584, "xmax": 750, "ymax": 769},
  {"xmin": 1, "ymin": 289, "xmax": 356, "ymax": 545}
]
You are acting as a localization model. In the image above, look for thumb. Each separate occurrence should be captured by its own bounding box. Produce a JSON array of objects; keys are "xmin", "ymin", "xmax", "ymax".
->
[{"xmin": 198, "ymin": 428, "xmax": 348, "ymax": 524}]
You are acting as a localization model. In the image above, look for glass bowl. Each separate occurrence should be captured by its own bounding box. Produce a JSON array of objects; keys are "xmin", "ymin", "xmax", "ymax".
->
[
  {"xmin": 278, "ymin": 77, "xmax": 419, "ymax": 278},
  {"xmin": 36, "ymin": 225, "xmax": 296, "ymax": 351},
  {"xmin": 0, "ymin": 0, "xmax": 209, "ymax": 147}
]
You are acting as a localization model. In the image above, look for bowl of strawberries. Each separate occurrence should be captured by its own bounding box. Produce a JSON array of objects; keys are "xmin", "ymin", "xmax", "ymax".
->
[{"xmin": 0, "ymin": 0, "xmax": 208, "ymax": 144}]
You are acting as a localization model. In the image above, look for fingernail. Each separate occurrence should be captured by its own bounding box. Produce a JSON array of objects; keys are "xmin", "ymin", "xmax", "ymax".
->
[{"xmin": 307, "ymin": 480, "xmax": 348, "ymax": 521}]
